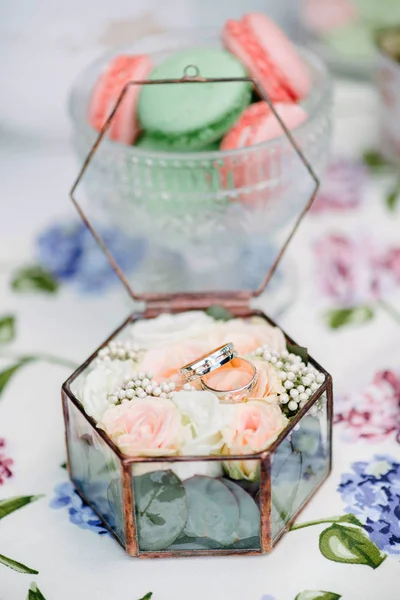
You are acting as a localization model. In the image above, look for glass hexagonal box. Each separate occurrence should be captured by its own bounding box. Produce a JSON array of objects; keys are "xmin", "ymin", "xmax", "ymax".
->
[{"xmin": 62, "ymin": 70, "xmax": 333, "ymax": 558}]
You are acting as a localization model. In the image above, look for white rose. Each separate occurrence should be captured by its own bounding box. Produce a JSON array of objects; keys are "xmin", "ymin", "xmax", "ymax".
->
[
  {"xmin": 172, "ymin": 390, "xmax": 225, "ymax": 455},
  {"xmin": 130, "ymin": 311, "xmax": 215, "ymax": 348},
  {"xmin": 73, "ymin": 359, "xmax": 136, "ymax": 422}
]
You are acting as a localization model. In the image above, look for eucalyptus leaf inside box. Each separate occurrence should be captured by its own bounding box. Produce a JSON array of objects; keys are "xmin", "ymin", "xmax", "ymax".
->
[{"xmin": 62, "ymin": 72, "xmax": 333, "ymax": 558}]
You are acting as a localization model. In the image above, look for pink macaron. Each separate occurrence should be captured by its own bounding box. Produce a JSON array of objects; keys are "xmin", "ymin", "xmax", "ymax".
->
[
  {"xmin": 222, "ymin": 13, "xmax": 310, "ymax": 103},
  {"xmin": 220, "ymin": 101, "xmax": 308, "ymax": 203},
  {"xmin": 221, "ymin": 101, "xmax": 308, "ymax": 150},
  {"xmin": 88, "ymin": 54, "xmax": 152, "ymax": 144}
]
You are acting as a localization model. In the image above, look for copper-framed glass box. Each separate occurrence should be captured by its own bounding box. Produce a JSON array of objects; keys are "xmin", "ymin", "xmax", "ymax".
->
[
  {"xmin": 62, "ymin": 71, "xmax": 333, "ymax": 558},
  {"xmin": 62, "ymin": 309, "xmax": 332, "ymax": 557}
]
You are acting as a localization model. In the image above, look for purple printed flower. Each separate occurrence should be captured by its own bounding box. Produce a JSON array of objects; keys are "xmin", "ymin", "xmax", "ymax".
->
[
  {"xmin": 0, "ymin": 438, "xmax": 13, "ymax": 485},
  {"xmin": 50, "ymin": 481, "xmax": 109, "ymax": 535},
  {"xmin": 37, "ymin": 221, "xmax": 146, "ymax": 292},
  {"xmin": 311, "ymin": 158, "xmax": 367, "ymax": 213},
  {"xmin": 314, "ymin": 234, "xmax": 400, "ymax": 306},
  {"xmin": 335, "ymin": 370, "xmax": 400, "ymax": 441},
  {"xmin": 338, "ymin": 455, "xmax": 400, "ymax": 555}
]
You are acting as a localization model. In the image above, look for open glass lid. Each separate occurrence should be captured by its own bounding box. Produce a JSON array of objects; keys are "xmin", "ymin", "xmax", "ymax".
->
[{"xmin": 70, "ymin": 66, "xmax": 319, "ymax": 302}]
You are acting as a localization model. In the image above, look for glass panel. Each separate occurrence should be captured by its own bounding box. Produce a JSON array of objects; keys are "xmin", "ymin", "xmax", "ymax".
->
[
  {"xmin": 70, "ymin": 35, "xmax": 327, "ymax": 296},
  {"xmin": 66, "ymin": 399, "xmax": 125, "ymax": 544},
  {"xmin": 131, "ymin": 459, "xmax": 261, "ymax": 553},
  {"xmin": 271, "ymin": 391, "xmax": 330, "ymax": 541}
]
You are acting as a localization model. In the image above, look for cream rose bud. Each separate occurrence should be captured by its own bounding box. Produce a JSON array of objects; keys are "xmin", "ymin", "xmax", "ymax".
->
[
  {"xmin": 99, "ymin": 398, "xmax": 189, "ymax": 457},
  {"xmin": 130, "ymin": 311, "xmax": 215, "ymax": 348},
  {"xmin": 221, "ymin": 401, "xmax": 288, "ymax": 481},
  {"xmin": 204, "ymin": 317, "xmax": 286, "ymax": 356},
  {"xmin": 73, "ymin": 359, "xmax": 136, "ymax": 422}
]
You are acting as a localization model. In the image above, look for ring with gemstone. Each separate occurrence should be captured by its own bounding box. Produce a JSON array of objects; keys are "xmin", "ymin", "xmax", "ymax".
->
[
  {"xmin": 200, "ymin": 357, "xmax": 258, "ymax": 404},
  {"xmin": 179, "ymin": 343, "xmax": 237, "ymax": 382}
]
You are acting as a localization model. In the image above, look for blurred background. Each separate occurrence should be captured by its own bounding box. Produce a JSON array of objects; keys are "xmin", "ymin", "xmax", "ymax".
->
[
  {"xmin": 1, "ymin": 3, "xmax": 400, "ymax": 599},
  {"xmin": 0, "ymin": 0, "xmax": 399, "ymax": 362},
  {"xmin": 1, "ymin": 0, "xmax": 394, "ymax": 242}
]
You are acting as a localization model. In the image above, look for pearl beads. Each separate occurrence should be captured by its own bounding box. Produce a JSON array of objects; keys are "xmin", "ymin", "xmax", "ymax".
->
[
  {"xmin": 95, "ymin": 340, "xmax": 142, "ymax": 365},
  {"xmin": 107, "ymin": 372, "xmax": 176, "ymax": 406},
  {"xmin": 252, "ymin": 344, "xmax": 326, "ymax": 417}
]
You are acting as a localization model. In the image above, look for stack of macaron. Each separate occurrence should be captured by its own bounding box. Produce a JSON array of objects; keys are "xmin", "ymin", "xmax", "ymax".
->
[{"xmin": 88, "ymin": 13, "xmax": 310, "ymax": 154}]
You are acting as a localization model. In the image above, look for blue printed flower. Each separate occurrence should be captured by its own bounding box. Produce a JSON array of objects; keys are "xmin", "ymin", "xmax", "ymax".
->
[
  {"xmin": 50, "ymin": 481, "xmax": 109, "ymax": 536},
  {"xmin": 37, "ymin": 221, "xmax": 146, "ymax": 292},
  {"xmin": 338, "ymin": 455, "xmax": 400, "ymax": 555}
]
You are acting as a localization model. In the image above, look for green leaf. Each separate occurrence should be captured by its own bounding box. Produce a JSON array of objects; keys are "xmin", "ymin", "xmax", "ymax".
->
[
  {"xmin": 386, "ymin": 180, "xmax": 400, "ymax": 212},
  {"xmin": 27, "ymin": 583, "xmax": 46, "ymax": 600},
  {"xmin": 325, "ymin": 306, "xmax": 374, "ymax": 330},
  {"xmin": 0, "ymin": 358, "xmax": 34, "ymax": 397},
  {"xmin": 11, "ymin": 266, "xmax": 59, "ymax": 294},
  {"xmin": 219, "ymin": 479, "xmax": 260, "ymax": 544},
  {"xmin": 137, "ymin": 594, "xmax": 152, "ymax": 600},
  {"xmin": 287, "ymin": 343, "xmax": 308, "ymax": 365},
  {"xmin": 0, "ymin": 315, "xmax": 15, "ymax": 344},
  {"xmin": 205, "ymin": 305, "xmax": 234, "ymax": 321},
  {"xmin": 183, "ymin": 476, "xmax": 239, "ymax": 544},
  {"xmin": 134, "ymin": 470, "xmax": 188, "ymax": 551},
  {"xmin": 337, "ymin": 514, "xmax": 364, "ymax": 527},
  {"xmin": 0, "ymin": 495, "xmax": 44, "ymax": 520},
  {"xmin": 60, "ymin": 462, "xmax": 67, "ymax": 469},
  {"xmin": 362, "ymin": 150, "xmax": 389, "ymax": 171},
  {"xmin": 319, "ymin": 524, "xmax": 386, "ymax": 568},
  {"xmin": 0, "ymin": 553, "xmax": 38, "ymax": 574},
  {"xmin": 295, "ymin": 591, "xmax": 341, "ymax": 600}
]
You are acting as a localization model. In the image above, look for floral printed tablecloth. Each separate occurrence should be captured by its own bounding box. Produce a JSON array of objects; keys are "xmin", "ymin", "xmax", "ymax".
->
[{"xmin": 1, "ymin": 54, "xmax": 400, "ymax": 600}]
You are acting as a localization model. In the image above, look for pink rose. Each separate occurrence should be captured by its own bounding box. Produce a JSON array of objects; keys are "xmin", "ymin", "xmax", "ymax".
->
[
  {"xmin": 138, "ymin": 338, "xmax": 211, "ymax": 387},
  {"xmin": 204, "ymin": 317, "xmax": 286, "ymax": 356},
  {"xmin": 221, "ymin": 401, "xmax": 288, "ymax": 480},
  {"xmin": 204, "ymin": 358, "xmax": 282, "ymax": 400},
  {"xmin": 99, "ymin": 398, "xmax": 186, "ymax": 457},
  {"xmin": 249, "ymin": 359, "xmax": 283, "ymax": 399}
]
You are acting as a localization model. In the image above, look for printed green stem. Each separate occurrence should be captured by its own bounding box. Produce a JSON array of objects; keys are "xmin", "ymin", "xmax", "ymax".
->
[
  {"xmin": 377, "ymin": 298, "xmax": 400, "ymax": 326},
  {"xmin": 291, "ymin": 516, "xmax": 349, "ymax": 531},
  {"xmin": 1, "ymin": 354, "xmax": 78, "ymax": 370}
]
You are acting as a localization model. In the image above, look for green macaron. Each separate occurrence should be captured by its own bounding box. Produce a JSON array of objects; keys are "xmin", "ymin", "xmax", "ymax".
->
[
  {"xmin": 135, "ymin": 134, "xmax": 221, "ymax": 153},
  {"xmin": 137, "ymin": 47, "xmax": 251, "ymax": 151}
]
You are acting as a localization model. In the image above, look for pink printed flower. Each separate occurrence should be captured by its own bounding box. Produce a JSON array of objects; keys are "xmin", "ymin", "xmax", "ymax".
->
[
  {"xmin": 380, "ymin": 248, "xmax": 400, "ymax": 284},
  {"xmin": 314, "ymin": 235, "xmax": 400, "ymax": 307},
  {"xmin": 314, "ymin": 234, "xmax": 381, "ymax": 305},
  {"xmin": 334, "ymin": 370, "xmax": 400, "ymax": 441},
  {"xmin": 310, "ymin": 159, "xmax": 367, "ymax": 214},
  {"xmin": 0, "ymin": 438, "xmax": 13, "ymax": 485}
]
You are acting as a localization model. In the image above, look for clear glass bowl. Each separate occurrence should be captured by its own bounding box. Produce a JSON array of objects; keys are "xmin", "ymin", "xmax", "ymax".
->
[{"xmin": 68, "ymin": 31, "xmax": 332, "ymax": 297}]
